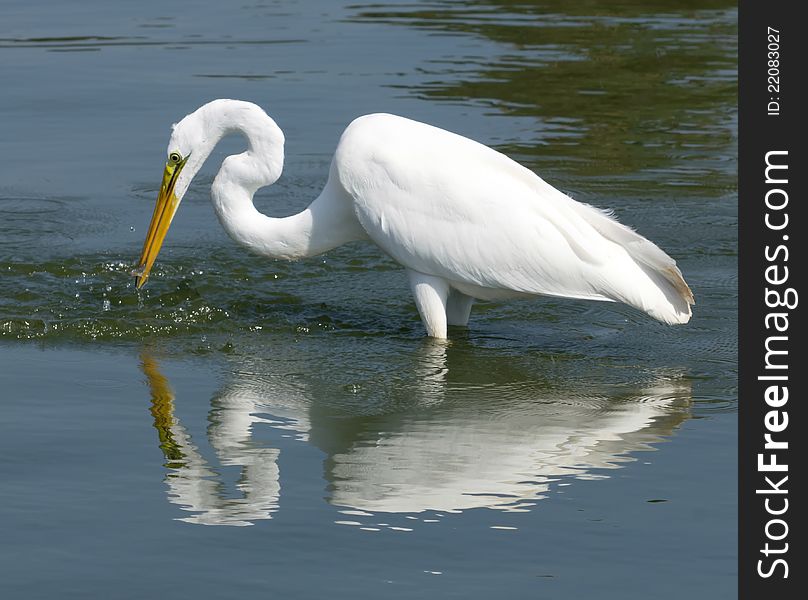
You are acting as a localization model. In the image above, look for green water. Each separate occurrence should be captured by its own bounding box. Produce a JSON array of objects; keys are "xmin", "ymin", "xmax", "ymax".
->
[{"xmin": 1, "ymin": 1, "xmax": 736, "ymax": 598}]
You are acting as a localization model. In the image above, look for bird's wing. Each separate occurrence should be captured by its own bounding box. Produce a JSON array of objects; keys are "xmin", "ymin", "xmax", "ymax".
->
[{"xmin": 335, "ymin": 114, "xmax": 693, "ymax": 323}]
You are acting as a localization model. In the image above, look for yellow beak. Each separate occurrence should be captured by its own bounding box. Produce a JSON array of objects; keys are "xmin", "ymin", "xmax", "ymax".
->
[{"xmin": 134, "ymin": 156, "xmax": 188, "ymax": 289}]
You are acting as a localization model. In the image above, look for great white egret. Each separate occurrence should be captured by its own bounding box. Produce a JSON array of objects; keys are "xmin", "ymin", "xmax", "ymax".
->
[{"xmin": 135, "ymin": 99, "xmax": 693, "ymax": 338}]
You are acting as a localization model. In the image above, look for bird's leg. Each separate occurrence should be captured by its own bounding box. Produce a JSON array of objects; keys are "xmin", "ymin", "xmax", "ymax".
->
[
  {"xmin": 407, "ymin": 270, "xmax": 450, "ymax": 339},
  {"xmin": 446, "ymin": 289, "xmax": 474, "ymax": 327}
]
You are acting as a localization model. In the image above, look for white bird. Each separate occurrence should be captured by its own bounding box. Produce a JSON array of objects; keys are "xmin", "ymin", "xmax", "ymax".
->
[{"xmin": 135, "ymin": 99, "xmax": 693, "ymax": 338}]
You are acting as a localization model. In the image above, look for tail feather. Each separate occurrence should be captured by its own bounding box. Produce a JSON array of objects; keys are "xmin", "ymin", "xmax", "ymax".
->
[
  {"xmin": 572, "ymin": 202, "xmax": 695, "ymax": 324},
  {"xmin": 637, "ymin": 263, "xmax": 694, "ymax": 324}
]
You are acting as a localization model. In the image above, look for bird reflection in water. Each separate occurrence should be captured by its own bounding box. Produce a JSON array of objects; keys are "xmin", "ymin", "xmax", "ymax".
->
[
  {"xmin": 142, "ymin": 353, "xmax": 283, "ymax": 526},
  {"xmin": 140, "ymin": 343, "xmax": 692, "ymax": 526}
]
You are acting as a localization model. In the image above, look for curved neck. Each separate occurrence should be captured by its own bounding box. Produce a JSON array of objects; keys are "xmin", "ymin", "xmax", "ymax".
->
[
  {"xmin": 181, "ymin": 100, "xmax": 362, "ymax": 260},
  {"xmin": 212, "ymin": 176, "xmax": 319, "ymax": 260}
]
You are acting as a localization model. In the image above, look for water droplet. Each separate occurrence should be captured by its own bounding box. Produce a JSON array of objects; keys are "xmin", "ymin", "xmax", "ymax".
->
[
  {"xmin": 129, "ymin": 226, "xmax": 135, "ymax": 232},
  {"xmin": 102, "ymin": 300, "xmax": 111, "ymax": 311}
]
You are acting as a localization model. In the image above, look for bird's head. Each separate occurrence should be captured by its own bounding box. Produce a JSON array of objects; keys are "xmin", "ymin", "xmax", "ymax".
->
[
  {"xmin": 133, "ymin": 100, "xmax": 284, "ymax": 289},
  {"xmin": 132, "ymin": 107, "xmax": 210, "ymax": 289}
]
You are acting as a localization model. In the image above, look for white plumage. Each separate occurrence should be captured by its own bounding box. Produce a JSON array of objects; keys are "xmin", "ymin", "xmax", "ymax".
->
[{"xmin": 136, "ymin": 99, "xmax": 694, "ymax": 338}]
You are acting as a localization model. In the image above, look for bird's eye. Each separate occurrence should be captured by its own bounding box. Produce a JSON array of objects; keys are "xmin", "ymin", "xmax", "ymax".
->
[{"xmin": 168, "ymin": 152, "xmax": 182, "ymax": 164}]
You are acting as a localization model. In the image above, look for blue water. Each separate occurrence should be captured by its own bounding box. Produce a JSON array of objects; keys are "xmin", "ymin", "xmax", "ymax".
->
[{"xmin": 1, "ymin": 1, "xmax": 736, "ymax": 597}]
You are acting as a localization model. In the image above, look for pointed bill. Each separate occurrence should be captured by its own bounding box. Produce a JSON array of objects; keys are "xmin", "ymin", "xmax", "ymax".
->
[{"xmin": 134, "ymin": 155, "xmax": 188, "ymax": 288}]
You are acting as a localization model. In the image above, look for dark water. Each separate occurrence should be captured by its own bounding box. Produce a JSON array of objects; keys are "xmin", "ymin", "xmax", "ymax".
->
[{"xmin": 1, "ymin": 1, "xmax": 736, "ymax": 598}]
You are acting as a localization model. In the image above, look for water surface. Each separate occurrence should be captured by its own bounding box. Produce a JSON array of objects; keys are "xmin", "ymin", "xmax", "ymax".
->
[{"xmin": 1, "ymin": 1, "xmax": 736, "ymax": 598}]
